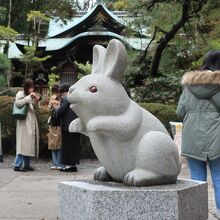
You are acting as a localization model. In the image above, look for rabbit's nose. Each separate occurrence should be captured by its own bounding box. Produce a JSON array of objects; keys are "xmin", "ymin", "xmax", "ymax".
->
[{"xmin": 69, "ymin": 86, "xmax": 75, "ymax": 94}]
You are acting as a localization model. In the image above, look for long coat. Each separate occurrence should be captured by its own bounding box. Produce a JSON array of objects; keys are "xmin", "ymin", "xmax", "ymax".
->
[
  {"xmin": 15, "ymin": 91, "xmax": 39, "ymax": 158},
  {"xmin": 56, "ymin": 96, "xmax": 80, "ymax": 164},
  {"xmin": 56, "ymin": 96, "xmax": 78, "ymax": 132},
  {"xmin": 177, "ymin": 70, "xmax": 220, "ymax": 161}
]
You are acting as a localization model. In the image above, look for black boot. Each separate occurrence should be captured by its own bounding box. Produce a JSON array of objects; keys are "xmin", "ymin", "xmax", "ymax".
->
[
  {"xmin": 24, "ymin": 166, "xmax": 34, "ymax": 171},
  {"xmin": 14, "ymin": 166, "xmax": 27, "ymax": 172},
  {"xmin": 0, "ymin": 154, "xmax": 3, "ymax": 163}
]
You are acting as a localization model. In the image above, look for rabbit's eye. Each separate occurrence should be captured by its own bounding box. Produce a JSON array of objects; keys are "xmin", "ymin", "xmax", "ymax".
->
[{"xmin": 89, "ymin": 86, "xmax": 97, "ymax": 93}]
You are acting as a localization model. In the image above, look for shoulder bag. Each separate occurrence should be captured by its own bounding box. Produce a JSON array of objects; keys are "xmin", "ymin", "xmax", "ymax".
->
[{"xmin": 12, "ymin": 102, "xmax": 28, "ymax": 120}]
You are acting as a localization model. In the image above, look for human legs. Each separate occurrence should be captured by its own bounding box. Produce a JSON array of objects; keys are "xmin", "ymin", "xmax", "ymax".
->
[
  {"xmin": 187, "ymin": 157, "xmax": 220, "ymax": 215},
  {"xmin": 57, "ymin": 149, "xmax": 63, "ymax": 168},
  {"xmin": 60, "ymin": 132, "xmax": 78, "ymax": 172},
  {"xmin": 187, "ymin": 157, "xmax": 207, "ymax": 181},
  {"xmin": 23, "ymin": 156, "xmax": 30, "ymax": 167},
  {"xmin": 51, "ymin": 150, "xmax": 63, "ymax": 169},
  {"xmin": 209, "ymin": 157, "xmax": 220, "ymax": 209},
  {"xmin": 51, "ymin": 150, "xmax": 58, "ymax": 166},
  {"xmin": 14, "ymin": 154, "xmax": 24, "ymax": 167},
  {"xmin": 23, "ymin": 156, "xmax": 34, "ymax": 170},
  {"xmin": 61, "ymin": 132, "xmax": 76, "ymax": 166},
  {"xmin": 14, "ymin": 154, "xmax": 32, "ymax": 171}
]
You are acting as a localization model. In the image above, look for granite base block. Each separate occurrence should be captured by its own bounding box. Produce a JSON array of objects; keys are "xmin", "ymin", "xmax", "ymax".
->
[{"xmin": 58, "ymin": 179, "xmax": 208, "ymax": 220}]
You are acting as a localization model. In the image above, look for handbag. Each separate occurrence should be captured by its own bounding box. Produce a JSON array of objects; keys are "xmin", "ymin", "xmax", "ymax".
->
[
  {"xmin": 48, "ymin": 126, "xmax": 62, "ymax": 149},
  {"xmin": 48, "ymin": 109, "xmax": 60, "ymax": 126},
  {"xmin": 12, "ymin": 102, "xmax": 28, "ymax": 120}
]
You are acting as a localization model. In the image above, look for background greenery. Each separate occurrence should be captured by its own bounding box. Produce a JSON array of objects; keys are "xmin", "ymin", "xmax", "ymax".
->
[{"xmin": 0, "ymin": 53, "xmax": 10, "ymax": 87}]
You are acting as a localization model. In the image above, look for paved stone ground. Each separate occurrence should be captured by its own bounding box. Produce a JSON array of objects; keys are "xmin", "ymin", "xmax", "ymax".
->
[{"xmin": 0, "ymin": 155, "xmax": 218, "ymax": 220}]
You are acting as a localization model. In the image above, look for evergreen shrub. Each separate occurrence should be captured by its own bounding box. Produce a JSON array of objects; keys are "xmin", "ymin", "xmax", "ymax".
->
[{"xmin": 131, "ymin": 75, "xmax": 182, "ymax": 104}]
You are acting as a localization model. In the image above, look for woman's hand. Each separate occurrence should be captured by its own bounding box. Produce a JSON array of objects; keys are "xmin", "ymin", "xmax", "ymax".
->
[
  {"xmin": 30, "ymin": 92, "xmax": 40, "ymax": 101},
  {"xmin": 51, "ymin": 100, "xmax": 60, "ymax": 109}
]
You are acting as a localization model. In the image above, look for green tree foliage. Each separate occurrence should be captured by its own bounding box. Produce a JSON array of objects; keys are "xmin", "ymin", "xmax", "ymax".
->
[
  {"xmin": 0, "ymin": 1, "xmax": 76, "ymax": 80},
  {"xmin": 0, "ymin": 76, "xmax": 6, "ymax": 87},
  {"xmin": 0, "ymin": 0, "xmax": 76, "ymax": 34},
  {"xmin": 0, "ymin": 6, "xmax": 7, "ymax": 23},
  {"xmin": 27, "ymin": 10, "xmax": 50, "ymax": 46},
  {"xmin": 123, "ymin": 49, "xmax": 147, "ymax": 88},
  {"xmin": 0, "ymin": 25, "xmax": 17, "ymax": 42},
  {"xmin": 126, "ymin": 0, "xmax": 209, "ymax": 77},
  {"xmin": 19, "ymin": 45, "xmax": 50, "ymax": 78},
  {"xmin": 75, "ymin": 61, "xmax": 92, "ymax": 79},
  {"xmin": 0, "ymin": 0, "xmax": 32, "ymax": 33},
  {"xmin": 0, "ymin": 53, "xmax": 11, "ymax": 86},
  {"xmin": 103, "ymin": 0, "xmax": 129, "ymax": 10},
  {"xmin": 48, "ymin": 71, "xmax": 60, "ymax": 91},
  {"xmin": 41, "ymin": 0, "xmax": 77, "ymax": 23},
  {"xmin": 0, "ymin": 25, "xmax": 18, "ymax": 56},
  {"xmin": 0, "ymin": 25, "xmax": 18, "ymax": 66},
  {"xmin": 121, "ymin": 0, "xmax": 220, "ymax": 103},
  {"xmin": 195, "ymin": 1, "xmax": 220, "ymax": 53},
  {"xmin": 19, "ymin": 10, "xmax": 51, "ymax": 78}
]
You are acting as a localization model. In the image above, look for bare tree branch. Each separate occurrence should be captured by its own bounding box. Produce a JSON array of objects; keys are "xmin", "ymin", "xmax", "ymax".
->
[
  {"xmin": 132, "ymin": 0, "xmax": 208, "ymax": 76},
  {"xmin": 134, "ymin": 0, "xmax": 170, "ymax": 11},
  {"xmin": 136, "ymin": 26, "xmax": 158, "ymax": 64},
  {"xmin": 150, "ymin": 0, "xmax": 191, "ymax": 76},
  {"xmin": 189, "ymin": 0, "xmax": 207, "ymax": 17},
  {"xmin": 149, "ymin": 0, "xmax": 207, "ymax": 76},
  {"xmin": 156, "ymin": 26, "xmax": 168, "ymax": 35}
]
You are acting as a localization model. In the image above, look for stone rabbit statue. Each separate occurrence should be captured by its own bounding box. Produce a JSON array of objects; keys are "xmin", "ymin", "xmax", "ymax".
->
[{"xmin": 68, "ymin": 39, "xmax": 181, "ymax": 186}]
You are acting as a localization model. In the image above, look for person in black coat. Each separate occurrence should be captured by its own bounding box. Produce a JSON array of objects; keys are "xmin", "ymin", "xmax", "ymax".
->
[{"xmin": 54, "ymin": 83, "xmax": 81, "ymax": 172}]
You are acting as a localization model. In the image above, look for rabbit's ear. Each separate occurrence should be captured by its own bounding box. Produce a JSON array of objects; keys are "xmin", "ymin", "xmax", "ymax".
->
[
  {"xmin": 103, "ymin": 39, "xmax": 127, "ymax": 81},
  {"xmin": 91, "ymin": 45, "xmax": 106, "ymax": 75}
]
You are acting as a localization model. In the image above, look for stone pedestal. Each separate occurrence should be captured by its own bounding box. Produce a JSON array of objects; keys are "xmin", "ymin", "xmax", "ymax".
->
[{"xmin": 58, "ymin": 179, "xmax": 208, "ymax": 220}]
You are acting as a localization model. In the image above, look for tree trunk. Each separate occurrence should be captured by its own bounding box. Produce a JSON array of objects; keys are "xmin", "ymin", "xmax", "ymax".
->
[
  {"xmin": 150, "ymin": 0, "xmax": 191, "ymax": 76},
  {"xmin": 4, "ymin": 0, "xmax": 12, "ymax": 55},
  {"xmin": 5, "ymin": 0, "xmax": 12, "ymax": 86}
]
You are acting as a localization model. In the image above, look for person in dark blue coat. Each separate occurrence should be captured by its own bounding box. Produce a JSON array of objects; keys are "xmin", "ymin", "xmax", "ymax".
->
[{"xmin": 54, "ymin": 83, "xmax": 81, "ymax": 172}]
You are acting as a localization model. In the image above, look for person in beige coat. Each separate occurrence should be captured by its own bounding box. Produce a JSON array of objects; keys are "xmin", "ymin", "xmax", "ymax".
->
[{"xmin": 14, "ymin": 79, "xmax": 40, "ymax": 172}]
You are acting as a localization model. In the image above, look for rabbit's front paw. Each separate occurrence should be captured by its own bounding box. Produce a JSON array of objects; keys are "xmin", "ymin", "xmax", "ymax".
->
[
  {"xmin": 94, "ymin": 166, "xmax": 112, "ymax": 181},
  {"xmin": 86, "ymin": 120, "xmax": 99, "ymax": 132},
  {"xmin": 69, "ymin": 118, "xmax": 84, "ymax": 133}
]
